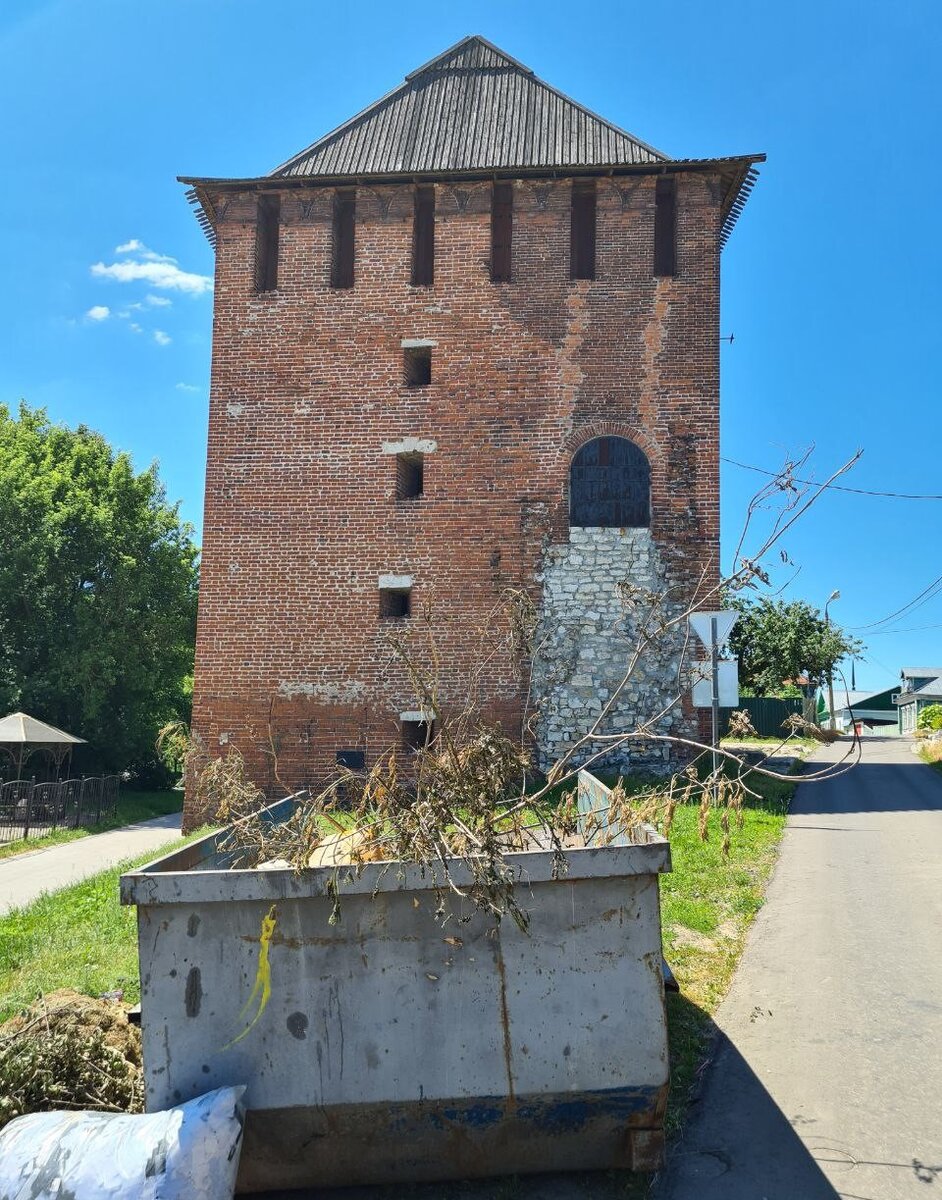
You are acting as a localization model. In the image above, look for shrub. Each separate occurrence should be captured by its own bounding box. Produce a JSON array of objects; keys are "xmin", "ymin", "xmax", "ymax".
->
[{"xmin": 917, "ymin": 704, "xmax": 942, "ymax": 732}]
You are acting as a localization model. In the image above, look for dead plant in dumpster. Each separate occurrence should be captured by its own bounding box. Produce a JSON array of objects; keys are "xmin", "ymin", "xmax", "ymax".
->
[{"xmin": 209, "ymin": 448, "xmax": 865, "ymax": 930}]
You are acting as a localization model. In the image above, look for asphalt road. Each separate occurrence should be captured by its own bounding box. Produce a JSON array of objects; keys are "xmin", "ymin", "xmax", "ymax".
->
[
  {"xmin": 0, "ymin": 811, "xmax": 182, "ymax": 915},
  {"xmin": 655, "ymin": 735, "xmax": 942, "ymax": 1199}
]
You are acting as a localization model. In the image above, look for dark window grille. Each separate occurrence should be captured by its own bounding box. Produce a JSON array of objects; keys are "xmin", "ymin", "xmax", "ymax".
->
[
  {"xmin": 569, "ymin": 436, "xmax": 651, "ymax": 527},
  {"xmin": 412, "ymin": 187, "xmax": 435, "ymax": 285},
  {"xmin": 255, "ymin": 194, "xmax": 280, "ymax": 293},
  {"xmin": 331, "ymin": 189, "xmax": 356, "ymax": 288},
  {"xmin": 491, "ymin": 182, "xmax": 513, "ymax": 282},
  {"xmin": 396, "ymin": 453, "xmax": 424, "ymax": 499},
  {"xmin": 654, "ymin": 177, "xmax": 676, "ymax": 277},
  {"xmin": 570, "ymin": 180, "xmax": 596, "ymax": 280},
  {"xmin": 379, "ymin": 588, "xmax": 411, "ymax": 620},
  {"xmin": 403, "ymin": 346, "xmax": 431, "ymax": 387}
]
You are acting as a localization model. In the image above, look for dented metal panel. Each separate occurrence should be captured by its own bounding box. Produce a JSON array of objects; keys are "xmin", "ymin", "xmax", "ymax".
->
[{"xmin": 123, "ymin": 776, "xmax": 671, "ymax": 1189}]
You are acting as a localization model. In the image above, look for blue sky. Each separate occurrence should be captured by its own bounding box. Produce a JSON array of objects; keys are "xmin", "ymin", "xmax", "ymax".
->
[{"xmin": 1, "ymin": 0, "xmax": 939, "ymax": 693}]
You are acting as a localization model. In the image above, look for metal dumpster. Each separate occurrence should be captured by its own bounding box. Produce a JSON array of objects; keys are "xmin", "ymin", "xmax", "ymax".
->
[{"xmin": 120, "ymin": 771, "xmax": 672, "ymax": 1191}]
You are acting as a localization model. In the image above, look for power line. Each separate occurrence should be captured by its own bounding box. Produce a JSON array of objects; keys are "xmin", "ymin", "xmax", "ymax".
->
[
  {"xmin": 722, "ymin": 457, "xmax": 942, "ymax": 501},
  {"xmin": 867, "ymin": 621, "xmax": 942, "ymax": 636},
  {"xmin": 850, "ymin": 571, "xmax": 942, "ymax": 631}
]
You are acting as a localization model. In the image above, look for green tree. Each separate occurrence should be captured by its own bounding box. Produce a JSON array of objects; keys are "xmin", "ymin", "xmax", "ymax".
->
[
  {"xmin": 727, "ymin": 597, "xmax": 863, "ymax": 698},
  {"xmin": 0, "ymin": 403, "xmax": 198, "ymax": 775}
]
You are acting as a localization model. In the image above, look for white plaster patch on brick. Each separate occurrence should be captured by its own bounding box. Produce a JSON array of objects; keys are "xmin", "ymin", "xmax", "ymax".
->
[
  {"xmin": 400, "ymin": 337, "xmax": 438, "ymax": 348},
  {"xmin": 295, "ymin": 401, "xmax": 312, "ymax": 416},
  {"xmin": 226, "ymin": 402, "xmax": 245, "ymax": 417},
  {"xmin": 277, "ymin": 678, "xmax": 367, "ymax": 703},
  {"xmin": 378, "ymin": 574, "xmax": 413, "ymax": 590},
  {"xmin": 381, "ymin": 438, "xmax": 438, "ymax": 455},
  {"xmin": 218, "ymin": 732, "xmax": 229, "ymax": 745},
  {"xmin": 228, "ymin": 562, "xmax": 240, "ymax": 575}
]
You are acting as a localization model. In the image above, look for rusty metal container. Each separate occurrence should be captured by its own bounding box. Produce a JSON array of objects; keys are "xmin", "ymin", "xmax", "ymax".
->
[{"xmin": 120, "ymin": 772, "xmax": 672, "ymax": 1191}]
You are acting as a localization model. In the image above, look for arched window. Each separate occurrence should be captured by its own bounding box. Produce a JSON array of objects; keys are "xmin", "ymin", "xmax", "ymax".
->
[{"xmin": 569, "ymin": 436, "xmax": 651, "ymax": 528}]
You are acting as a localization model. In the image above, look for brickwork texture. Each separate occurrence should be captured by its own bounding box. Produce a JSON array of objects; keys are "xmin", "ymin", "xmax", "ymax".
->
[{"xmin": 185, "ymin": 173, "xmax": 724, "ymax": 829}]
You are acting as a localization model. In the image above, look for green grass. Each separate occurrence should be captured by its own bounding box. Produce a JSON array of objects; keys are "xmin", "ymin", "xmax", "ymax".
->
[
  {"xmin": 658, "ymin": 772, "xmax": 791, "ymax": 1141},
  {"xmin": 720, "ymin": 735, "xmax": 818, "ymax": 752},
  {"xmin": 0, "ymin": 790, "xmax": 182, "ymax": 863},
  {"xmin": 0, "ymin": 830, "xmax": 207, "ymax": 1021}
]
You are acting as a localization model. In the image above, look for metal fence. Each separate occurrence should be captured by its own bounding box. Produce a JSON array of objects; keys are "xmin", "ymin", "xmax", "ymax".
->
[
  {"xmin": 719, "ymin": 696, "xmax": 806, "ymax": 739},
  {"xmin": 0, "ymin": 775, "xmax": 120, "ymax": 844}
]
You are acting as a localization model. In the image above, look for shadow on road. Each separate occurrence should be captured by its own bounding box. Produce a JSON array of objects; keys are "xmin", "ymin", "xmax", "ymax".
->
[
  {"xmin": 794, "ymin": 737, "xmax": 942, "ymax": 816},
  {"xmin": 653, "ymin": 997, "xmax": 841, "ymax": 1199}
]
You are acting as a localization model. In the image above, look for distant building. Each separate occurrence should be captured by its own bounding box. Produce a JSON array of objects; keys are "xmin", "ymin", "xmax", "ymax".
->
[
  {"xmin": 894, "ymin": 667, "xmax": 942, "ymax": 733},
  {"xmin": 180, "ymin": 36, "xmax": 763, "ymax": 827},
  {"xmin": 825, "ymin": 687, "xmax": 897, "ymax": 732}
]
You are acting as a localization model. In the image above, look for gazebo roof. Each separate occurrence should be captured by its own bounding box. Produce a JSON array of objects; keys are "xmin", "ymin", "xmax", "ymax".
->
[{"xmin": 0, "ymin": 711, "xmax": 86, "ymax": 745}]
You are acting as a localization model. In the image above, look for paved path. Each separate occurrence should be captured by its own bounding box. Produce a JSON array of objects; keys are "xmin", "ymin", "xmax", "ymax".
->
[
  {"xmin": 0, "ymin": 811, "xmax": 182, "ymax": 915},
  {"xmin": 655, "ymin": 736, "xmax": 942, "ymax": 1199}
]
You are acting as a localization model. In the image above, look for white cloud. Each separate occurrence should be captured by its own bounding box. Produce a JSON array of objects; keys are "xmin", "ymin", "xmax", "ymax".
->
[
  {"xmin": 175, "ymin": 382, "xmax": 201, "ymax": 393},
  {"xmin": 129, "ymin": 322, "xmax": 143, "ymax": 334},
  {"xmin": 153, "ymin": 330, "xmax": 172, "ymax": 347},
  {"xmin": 86, "ymin": 305, "xmax": 110, "ymax": 321},
  {"xmin": 145, "ymin": 294, "xmax": 172, "ymax": 308},
  {"xmin": 115, "ymin": 239, "xmax": 176, "ymax": 264},
  {"xmin": 92, "ymin": 257, "xmax": 212, "ymax": 295}
]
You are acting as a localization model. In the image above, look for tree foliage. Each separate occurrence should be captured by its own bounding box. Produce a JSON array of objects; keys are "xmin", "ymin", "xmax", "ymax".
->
[
  {"xmin": 728, "ymin": 597, "xmax": 863, "ymax": 698},
  {"xmin": 917, "ymin": 704, "xmax": 942, "ymax": 732},
  {"xmin": 0, "ymin": 403, "xmax": 198, "ymax": 773}
]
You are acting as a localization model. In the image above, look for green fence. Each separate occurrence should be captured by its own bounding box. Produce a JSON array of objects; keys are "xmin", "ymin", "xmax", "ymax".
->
[{"xmin": 719, "ymin": 696, "xmax": 805, "ymax": 739}]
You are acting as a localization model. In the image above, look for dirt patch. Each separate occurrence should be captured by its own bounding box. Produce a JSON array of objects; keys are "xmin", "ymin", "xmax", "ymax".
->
[{"xmin": 669, "ymin": 924, "xmax": 717, "ymax": 953}]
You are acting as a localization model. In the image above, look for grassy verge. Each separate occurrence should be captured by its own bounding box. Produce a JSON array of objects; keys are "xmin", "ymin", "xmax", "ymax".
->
[
  {"xmin": 720, "ymin": 735, "xmax": 819, "ymax": 753},
  {"xmin": 0, "ymin": 790, "xmax": 183, "ymax": 863},
  {"xmin": 918, "ymin": 741, "xmax": 942, "ymax": 773},
  {"xmin": 0, "ymin": 830, "xmax": 206, "ymax": 1021},
  {"xmin": 659, "ymin": 770, "xmax": 792, "ymax": 1141}
]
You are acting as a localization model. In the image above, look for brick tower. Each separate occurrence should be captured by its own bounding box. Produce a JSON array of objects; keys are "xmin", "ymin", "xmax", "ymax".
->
[{"xmin": 181, "ymin": 36, "xmax": 762, "ymax": 827}]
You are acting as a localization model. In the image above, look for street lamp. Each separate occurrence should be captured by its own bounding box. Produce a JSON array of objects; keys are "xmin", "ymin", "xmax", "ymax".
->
[{"xmin": 825, "ymin": 590, "xmax": 841, "ymax": 731}]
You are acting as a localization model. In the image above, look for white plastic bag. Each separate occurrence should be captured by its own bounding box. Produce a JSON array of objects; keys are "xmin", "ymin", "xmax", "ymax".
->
[{"xmin": 0, "ymin": 1085, "xmax": 245, "ymax": 1200}]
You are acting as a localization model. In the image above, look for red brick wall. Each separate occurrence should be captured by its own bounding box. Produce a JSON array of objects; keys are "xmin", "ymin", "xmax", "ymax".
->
[{"xmin": 185, "ymin": 173, "xmax": 723, "ymax": 829}]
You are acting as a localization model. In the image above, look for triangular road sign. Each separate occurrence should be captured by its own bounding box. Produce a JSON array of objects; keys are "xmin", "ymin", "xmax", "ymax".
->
[{"xmin": 689, "ymin": 611, "xmax": 737, "ymax": 649}]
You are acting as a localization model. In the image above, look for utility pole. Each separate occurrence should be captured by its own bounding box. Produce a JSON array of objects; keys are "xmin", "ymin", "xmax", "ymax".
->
[{"xmin": 825, "ymin": 589, "xmax": 841, "ymax": 732}]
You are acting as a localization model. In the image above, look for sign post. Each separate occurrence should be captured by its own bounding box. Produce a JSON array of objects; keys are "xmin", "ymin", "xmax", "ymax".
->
[{"xmin": 688, "ymin": 612, "xmax": 739, "ymax": 787}]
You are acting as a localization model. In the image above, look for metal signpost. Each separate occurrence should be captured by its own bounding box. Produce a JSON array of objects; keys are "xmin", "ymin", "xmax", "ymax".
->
[{"xmin": 688, "ymin": 612, "xmax": 739, "ymax": 780}]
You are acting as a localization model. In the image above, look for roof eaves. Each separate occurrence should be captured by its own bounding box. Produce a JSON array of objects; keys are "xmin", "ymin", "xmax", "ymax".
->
[
  {"xmin": 181, "ymin": 154, "xmax": 763, "ymax": 191},
  {"xmin": 179, "ymin": 152, "xmax": 766, "ymax": 249}
]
